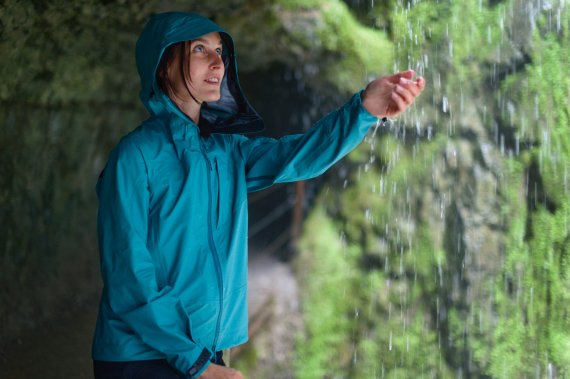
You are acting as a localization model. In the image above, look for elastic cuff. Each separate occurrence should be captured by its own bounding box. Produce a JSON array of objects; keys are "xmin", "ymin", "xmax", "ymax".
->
[{"xmin": 187, "ymin": 348, "xmax": 212, "ymax": 378}]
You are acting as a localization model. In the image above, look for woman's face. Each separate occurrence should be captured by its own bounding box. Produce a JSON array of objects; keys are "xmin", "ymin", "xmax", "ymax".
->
[{"xmin": 168, "ymin": 32, "xmax": 225, "ymax": 103}]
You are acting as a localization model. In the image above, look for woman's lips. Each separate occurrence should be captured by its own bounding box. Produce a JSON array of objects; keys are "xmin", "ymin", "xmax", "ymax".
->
[{"xmin": 205, "ymin": 77, "xmax": 221, "ymax": 86}]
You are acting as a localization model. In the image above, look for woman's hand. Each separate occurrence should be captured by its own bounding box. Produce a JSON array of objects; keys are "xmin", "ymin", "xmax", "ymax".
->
[
  {"xmin": 361, "ymin": 69, "xmax": 425, "ymax": 118},
  {"xmin": 199, "ymin": 363, "xmax": 244, "ymax": 379}
]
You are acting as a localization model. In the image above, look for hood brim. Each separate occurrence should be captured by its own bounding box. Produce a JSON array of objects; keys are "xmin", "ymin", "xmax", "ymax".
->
[{"xmin": 135, "ymin": 12, "xmax": 264, "ymax": 134}]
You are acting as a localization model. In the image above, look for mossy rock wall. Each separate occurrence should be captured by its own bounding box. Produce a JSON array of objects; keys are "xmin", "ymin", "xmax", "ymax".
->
[{"xmin": 296, "ymin": 0, "xmax": 570, "ymax": 377}]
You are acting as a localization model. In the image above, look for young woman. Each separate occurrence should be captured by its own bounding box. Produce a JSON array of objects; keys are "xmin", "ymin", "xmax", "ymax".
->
[{"xmin": 92, "ymin": 11, "xmax": 424, "ymax": 379}]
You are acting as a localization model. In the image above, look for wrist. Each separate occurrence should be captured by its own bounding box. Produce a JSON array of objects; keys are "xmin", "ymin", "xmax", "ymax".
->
[
  {"xmin": 195, "ymin": 361, "xmax": 210, "ymax": 378},
  {"xmin": 361, "ymin": 89, "xmax": 386, "ymax": 118}
]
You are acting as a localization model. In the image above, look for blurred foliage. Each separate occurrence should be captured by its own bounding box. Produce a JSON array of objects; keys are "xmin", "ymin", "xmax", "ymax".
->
[
  {"xmin": 294, "ymin": 209, "xmax": 356, "ymax": 378},
  {"xmin": 296, "ymin": 199, "xmax": 454, "ymax": 377},
  {"xmin": 296, "ymin": 0, "xmax": 570, "ymax": 378},
  {"xmin": 0, "ymin": 0, "xmax": 156, "ymax": 106}
]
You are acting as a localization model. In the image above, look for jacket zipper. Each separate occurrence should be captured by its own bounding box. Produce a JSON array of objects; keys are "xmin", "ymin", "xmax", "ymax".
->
[{"xmin": 201, "ymin": 146, "xmax": 224, "ymax": 353}]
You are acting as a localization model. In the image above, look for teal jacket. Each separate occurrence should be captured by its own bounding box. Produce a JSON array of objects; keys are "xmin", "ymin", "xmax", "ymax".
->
[{"xmin": 92, "ymin": 12, "xmax": 377, "ymax": 378}]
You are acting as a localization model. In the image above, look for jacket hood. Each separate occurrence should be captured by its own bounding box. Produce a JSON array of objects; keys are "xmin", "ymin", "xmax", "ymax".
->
[{"xmin": 135, "ymin": 12, "xmax": 264, "ymax": 134}]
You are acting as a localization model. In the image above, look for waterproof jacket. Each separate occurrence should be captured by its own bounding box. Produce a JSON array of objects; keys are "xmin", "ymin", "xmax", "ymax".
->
[{"xmin": 92, "ymin": 12, "xmax": 377, "ymax": 378}]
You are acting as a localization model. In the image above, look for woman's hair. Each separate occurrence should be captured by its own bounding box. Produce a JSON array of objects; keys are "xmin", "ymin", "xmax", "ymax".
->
[
  {"xmin": 156, "ymin": 41, "xmax": 214, "ymax": 136},
  {"xmin": 155, "ymin": 41, "xmax": 201, "ymax": 105}
]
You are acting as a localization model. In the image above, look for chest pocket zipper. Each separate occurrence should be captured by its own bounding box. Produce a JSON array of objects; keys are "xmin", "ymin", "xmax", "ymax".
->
[
  {"xmin": 214, "ymin": 158, "xmax": 220, "ymax": 227},
  {"xmin": 150, "ymin": 212, "xmax": 168, "ymax": 288}
]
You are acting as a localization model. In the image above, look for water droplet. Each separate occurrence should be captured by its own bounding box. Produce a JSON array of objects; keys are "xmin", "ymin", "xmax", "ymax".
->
[
  {"xmin": 372, "ymin": 117, "xmax": 381, "ymax": 138},
  {"xmin": 547, "ymin": 362, "xmax": 554, "ymax": 379},
  {"xmin": 507, "ymin": 100, "xmax": 515, "ymax": 126}
]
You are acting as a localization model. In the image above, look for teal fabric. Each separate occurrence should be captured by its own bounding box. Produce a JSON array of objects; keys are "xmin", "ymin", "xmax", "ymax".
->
[{"xmin": 92, "ymin": 11, "xmax": 378, "ymax": 378}]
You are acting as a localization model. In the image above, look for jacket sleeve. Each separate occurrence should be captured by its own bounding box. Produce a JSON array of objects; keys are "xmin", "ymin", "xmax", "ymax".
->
[
  {"xmin": 96, "ymin": 137, "xmax": 211, "ymax": 378},
  {"xmin": 237, "ymin": 90, "xmax": 378, "ymax": 192}
]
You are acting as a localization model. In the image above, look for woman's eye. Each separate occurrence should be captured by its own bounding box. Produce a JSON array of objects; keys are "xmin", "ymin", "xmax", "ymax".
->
[
  {"xmin": 193, "ymin": 45, "xmax": 204, "ymax": 53},
  {"xmin": 216, "ymin": 48, "xmax": 223, "ymax": 55}
]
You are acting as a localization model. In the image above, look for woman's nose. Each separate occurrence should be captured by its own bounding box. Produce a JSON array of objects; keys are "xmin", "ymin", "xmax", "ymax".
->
[{"xmin": 210, "ymin": 53, "xmax": 223, "ymax": 70}]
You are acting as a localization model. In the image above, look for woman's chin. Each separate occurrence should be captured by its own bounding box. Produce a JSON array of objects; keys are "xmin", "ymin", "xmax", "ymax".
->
[{"xmin": 203, "ymin": 92, "xmax": 221, "ymax": 103}]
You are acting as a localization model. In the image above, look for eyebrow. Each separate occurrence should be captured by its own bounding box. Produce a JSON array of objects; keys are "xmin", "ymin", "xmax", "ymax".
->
[{"xmin": 192, "ymin": 38, "xmax": 223, "ymax": 45}]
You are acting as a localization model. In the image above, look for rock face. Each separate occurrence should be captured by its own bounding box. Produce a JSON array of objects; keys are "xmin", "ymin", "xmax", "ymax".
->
[
  {"xmin": 0, "ymin": 0, "xmax": 155, "ymax": 346},
  {"xmin": 424, "ymin": 99, "xmax": 508, "ymax": 374}
]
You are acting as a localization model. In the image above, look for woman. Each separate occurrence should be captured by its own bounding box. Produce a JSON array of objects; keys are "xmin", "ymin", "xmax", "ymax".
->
[{"xmin": 92, "ymin": 11, "xmax": 424, "ymax": 379}]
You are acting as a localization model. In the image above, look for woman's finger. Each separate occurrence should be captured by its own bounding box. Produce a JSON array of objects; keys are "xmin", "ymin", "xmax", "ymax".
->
[
  {"xmin": 416, "ymin": 76, "xmax": 426, "ymax": 90},
  {"xmin": 399, "ymin": 83, "xmax": 420, "ymax": 99},
  {"xmin": 390, "ymin": 91, "xmax": 408, "ymax": 113},
  {"xmin": 394, "ymin": 85, "xmax": 414, "ymax": 105},
  {"xmin": 387, "ymin": 70, "xmax": 415, "ymax": 84},
  {"xmin": 399, "ymin": 78, "xmax": 422, "ymax": 97}
]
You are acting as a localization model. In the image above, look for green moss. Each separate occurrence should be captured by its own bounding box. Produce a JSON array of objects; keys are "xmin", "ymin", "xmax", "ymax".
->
[
  {"xmin": 294, "ymin": 206, "xmax": 357, "ymax": 378},
  {"xmin": 316, "ymin": 0, "xmax": 393, "ymax": 92},
  {"xmin": 527, "ymin": 35, "xmax": 570, "ymax": 206},
  {"xmin": 296, "ymin": 196, "xmax": 454, "ymax": 377},
  {"xmin": 0, "ymin": 0, "xmax": 154, "ymax": 106},
  {"xmin": 278, "ymin": 0, "xmax": 322, "ymax": 9},
  {"xmin": 489, "ymin": 5, "xmax": 570, "ymax": 376},
  {"xmin": 489, "ymin": 314, "xmax": 531, "ymax": 378}
]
